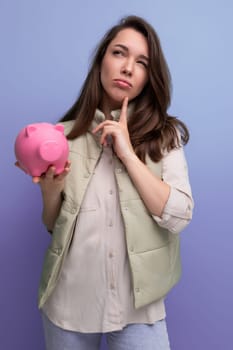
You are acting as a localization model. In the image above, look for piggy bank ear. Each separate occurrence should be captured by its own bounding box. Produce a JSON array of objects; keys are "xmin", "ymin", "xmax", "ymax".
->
[
  {"xmin": 25, "ymin": 125, "xmax": 37, "ymax": 137},
  {"xmin": 54, "ymin": 124, "xmax": 65, "ymax": 133}
]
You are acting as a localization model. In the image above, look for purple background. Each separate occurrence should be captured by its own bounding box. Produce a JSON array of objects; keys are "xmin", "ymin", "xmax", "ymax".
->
[{"xmin": 1, "ymin": 1, "xmax": 232, "ymax": 349}]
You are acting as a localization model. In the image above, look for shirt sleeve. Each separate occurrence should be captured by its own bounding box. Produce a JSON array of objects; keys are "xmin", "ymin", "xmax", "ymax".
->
[{"xmin": 152, "ymin": 144, "xmax": 194, "ymax": 234}]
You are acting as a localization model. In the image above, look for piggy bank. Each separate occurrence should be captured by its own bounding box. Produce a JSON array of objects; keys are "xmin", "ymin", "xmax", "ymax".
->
[{"xmin": 14, "ymin": 122, "xmax": 69, "ymax": 177}]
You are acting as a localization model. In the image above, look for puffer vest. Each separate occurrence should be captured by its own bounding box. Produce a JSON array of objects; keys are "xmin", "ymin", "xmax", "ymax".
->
[{"xmin": 38, "ymin": 120, "xmax": 181, "ymax": 309}]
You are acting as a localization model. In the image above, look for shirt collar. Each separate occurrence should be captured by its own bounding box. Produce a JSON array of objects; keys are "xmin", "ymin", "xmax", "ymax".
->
[{"xmin": 89, "ymin": 103, "xmax": 135, "ymax": 145}]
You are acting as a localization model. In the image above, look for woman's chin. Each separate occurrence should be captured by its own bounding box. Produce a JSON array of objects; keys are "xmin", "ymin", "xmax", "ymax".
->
[
  {"xmin": 100, "ymin": 92, "xmax": 131, "ymax": 113},
  {"xmin": 109, "ymin": 95, "xmax": 130, "ymax": 109}
]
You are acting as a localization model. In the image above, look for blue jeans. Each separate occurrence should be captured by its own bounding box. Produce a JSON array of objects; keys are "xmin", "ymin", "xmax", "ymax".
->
[{"xmin": 42, "ymin": 313, "xmax": 171, "ymax": 350}]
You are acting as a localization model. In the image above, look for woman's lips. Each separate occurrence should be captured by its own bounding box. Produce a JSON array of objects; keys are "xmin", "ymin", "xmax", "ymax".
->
[{"xmin": 113, "ymin": 79, "xmax": 132, "ymax": 88}]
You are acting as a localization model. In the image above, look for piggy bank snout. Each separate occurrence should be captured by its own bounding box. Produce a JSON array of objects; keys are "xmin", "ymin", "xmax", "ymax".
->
[{"xmin": 39, "ymin": 141, "xmax": 63, "ymax": 162}]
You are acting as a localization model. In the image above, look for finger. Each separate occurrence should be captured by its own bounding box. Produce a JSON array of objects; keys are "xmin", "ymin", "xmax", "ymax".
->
[
  {"xmin": 119, "ymin": 97, "xmax": 128, "ymax": 125},
  {"xmin": 92, "ymin": 120, "xmax": 116, "ymax": 134},
  {"xmin": 33, "ymin": 166, "xmax": 55, "ymax": 183},
  {"xmin": 99, "ymin": 125, "xmax": 119, "ymax": 146},
  {"xmin": 61, "ymin": 162, "xmax": 71, "ymax": 175},
  {"xmin": 56, "ymin": 162, "xmax": 71, "ymax": 179},
  {"xmin": 32, "ymin": 176, "xmax": 40, "ymax": 184},
  {"xmin": 99, "ymin": 130, "xmax": 108, "ymax": 146},
  {"xmin": 45, "ymin": 166, "xmax": 56, "ymax": 179},
  {"xmin": 65, "ymin": 160, "xmax": 71, "ymax": 168},
  {"xmin": 92, "ymin": 123, "xmax": 104, "ymax": 134},
  {"xmin": 56, "ymin": 168, "xmax": 70, "ymax": 181}
]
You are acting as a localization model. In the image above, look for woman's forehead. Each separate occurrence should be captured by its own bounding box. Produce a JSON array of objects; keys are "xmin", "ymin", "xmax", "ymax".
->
[{"xmin": 109, "ymin": 28, "xmax": 149, "ymax": 56}]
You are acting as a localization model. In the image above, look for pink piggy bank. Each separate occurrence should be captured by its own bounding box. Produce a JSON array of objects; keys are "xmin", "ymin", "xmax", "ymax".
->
[{"xmin": 14, "ymin": 122, "xmax": 69, "ymax": 177}]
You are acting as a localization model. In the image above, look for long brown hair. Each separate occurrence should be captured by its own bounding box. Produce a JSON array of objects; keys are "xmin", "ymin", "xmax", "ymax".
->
[{"xmin": 60, "ymin": 15, "xmax": 189, "ymax": 162}]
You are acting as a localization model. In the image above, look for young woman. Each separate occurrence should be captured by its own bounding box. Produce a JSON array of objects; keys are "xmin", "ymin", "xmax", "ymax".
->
[{"xmin": 31, "ymin": 15, "xmax": 193, "ymax": 350}]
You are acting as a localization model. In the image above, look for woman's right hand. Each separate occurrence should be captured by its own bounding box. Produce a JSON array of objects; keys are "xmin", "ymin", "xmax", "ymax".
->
[
  {"xmin": 33, "ymin": 161, "xmax": 71, "ymax": 197},
  {"xmin": 15, "ymin": 160, "xmax": 71, "ymax": 196}
]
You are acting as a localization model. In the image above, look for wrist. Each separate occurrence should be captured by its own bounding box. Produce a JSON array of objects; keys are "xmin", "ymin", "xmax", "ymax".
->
[
  {"xmin": 41, "ymin": 188, "xmax": 63, "ymax": 203},
  {"xmin": 120, "ymin": 151, "xmax": 139, "ymax": 165}
]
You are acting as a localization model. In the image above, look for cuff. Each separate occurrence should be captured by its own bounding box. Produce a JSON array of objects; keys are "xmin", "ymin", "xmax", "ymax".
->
[{"xmin": 152, "ymin": 187, "xmax": 193, "ymax": 234}]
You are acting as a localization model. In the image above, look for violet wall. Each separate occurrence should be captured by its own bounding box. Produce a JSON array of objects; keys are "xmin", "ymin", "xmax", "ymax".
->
[{"xmin": 1, "ymin": 0, "xmax": 232, "ymax": 349}]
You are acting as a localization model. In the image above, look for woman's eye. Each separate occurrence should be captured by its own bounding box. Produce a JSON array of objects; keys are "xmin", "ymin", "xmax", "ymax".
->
[
  {"xmin": 138, "ymin": 60, "xmax": 148, "ymax": 68},
  {"xmin": 112, "ymin": 50, "xmax": 124, "ymax": 56}
]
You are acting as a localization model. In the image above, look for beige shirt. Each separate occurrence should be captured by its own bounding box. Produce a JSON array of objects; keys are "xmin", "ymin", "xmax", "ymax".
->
[{"xmin": 42, "ymin": 110, "xmax": 193, "ymax": 333}]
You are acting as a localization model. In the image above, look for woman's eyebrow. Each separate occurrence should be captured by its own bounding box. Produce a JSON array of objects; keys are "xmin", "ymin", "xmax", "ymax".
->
[{"xmin": 113, "ymin": 44, "xmax": 149, "ymax": 61}]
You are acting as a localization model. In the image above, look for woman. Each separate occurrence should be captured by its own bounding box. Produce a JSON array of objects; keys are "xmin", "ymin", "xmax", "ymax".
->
[{"xmin": 33, "ymin": 15, "xmax": 193, "ymax": 350}]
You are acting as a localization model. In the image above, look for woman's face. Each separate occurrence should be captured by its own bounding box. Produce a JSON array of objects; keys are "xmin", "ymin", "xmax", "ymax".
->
[{"xmin": 100, "ymin": 28, "xmax": 149, "ymax": 113}]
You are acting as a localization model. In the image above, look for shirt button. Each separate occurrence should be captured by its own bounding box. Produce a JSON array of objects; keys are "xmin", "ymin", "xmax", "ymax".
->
[
  {"xmin": 109, "ymin": 221, "xmax": 113, "ymax": 227},
  {"xmin": 109, "ymin": 190, "xmax": 113, "ymax": 195},
  {"xmin": 116, "ymin": 168, "xmax": 122, "ymax": 174},
  {"xmin": 110, "ymin": 283, "xmax": 115, "ymax": 290},
  {"xmin": 54, "ymin": 248, "xmax": 62, "ymax": 255},
  {"xmin": 109, "ymin": 252, "xmax": 114, "ymax": 258}
]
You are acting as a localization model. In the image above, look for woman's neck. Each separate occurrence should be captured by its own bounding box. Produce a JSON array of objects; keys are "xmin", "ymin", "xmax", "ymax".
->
[{"xmin": 99, "ymin": 97, "xmax": 121, "ymax": 119}]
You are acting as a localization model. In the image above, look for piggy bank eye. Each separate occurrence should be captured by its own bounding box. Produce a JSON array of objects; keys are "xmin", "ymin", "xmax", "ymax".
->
[
  {"xmin": 54, "ymin": 124, "xmax": 64, "ymax": 133},
  {"xmin": 25, "ymin": 125, "xmax": 37, "ymax": 137}
]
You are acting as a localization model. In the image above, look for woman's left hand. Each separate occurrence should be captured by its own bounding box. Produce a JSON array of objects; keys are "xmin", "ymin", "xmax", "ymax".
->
[
  {"xmin": 92, "ymin": 97, "xmax": 136, "ymax": 161},
  {"xmin": 93, "ymin": 96, "xmax": 171, "ymax": 217}
]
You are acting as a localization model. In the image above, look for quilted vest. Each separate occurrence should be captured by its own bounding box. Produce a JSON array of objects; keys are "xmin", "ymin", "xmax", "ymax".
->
[{"xmin": 38, "ymin": 121, "xmax": 181, "ymax": 309}]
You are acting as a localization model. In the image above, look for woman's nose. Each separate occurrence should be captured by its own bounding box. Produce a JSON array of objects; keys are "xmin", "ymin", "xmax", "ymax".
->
[{"xmin": 121, "ymin": 59, "xmax": 134, "ymax": 76}]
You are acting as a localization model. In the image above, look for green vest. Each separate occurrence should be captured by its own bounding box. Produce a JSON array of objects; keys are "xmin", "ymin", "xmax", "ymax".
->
[{"xmin": 38, "ymin": 121, "xmax": 181, "ymax": 309}]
